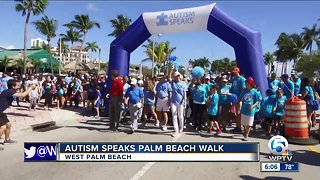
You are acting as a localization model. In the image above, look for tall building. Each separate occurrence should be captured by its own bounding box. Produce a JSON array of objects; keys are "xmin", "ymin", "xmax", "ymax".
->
[
  {"xmin": 51, "ymin": 45, "xmax": 90, "ymax": 64},
  {"xmin": 31, "ymin": 38, "xmax": 48, "ymax": 48}
]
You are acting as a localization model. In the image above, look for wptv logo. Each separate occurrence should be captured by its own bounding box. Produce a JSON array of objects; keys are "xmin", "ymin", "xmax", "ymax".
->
[
  {"xmin": 268, "ymin": 135, "xmax": 293, "ymax": 162},
  {"xmin": 24, "ymin": 143, "xmax": 57, "ymax": 161}
]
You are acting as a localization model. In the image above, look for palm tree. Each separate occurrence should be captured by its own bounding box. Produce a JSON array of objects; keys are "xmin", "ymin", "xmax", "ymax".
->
[
  {"xmin": 189, "ymin": 57, "xmax": 211, "ymax": 71},
  {"xmin": 60, "ymin": 42, "xmax": 69, "ymax": 65},
  {"xmin": 15, "ymin": 59, "xmax": 25, "ymax": 73},
  {"xmin": 108, "ymin": 14, "xmax": 132, "ymax": 37},
  {"xmin": 264, "ymin": 52, "xmax": 274, "ymax": 75},
  {"xmin": 32, "ymin": 60, "xmax": 43, "ymax": 73},
  {"xmin": 60, "ymin": 28, "xmax": 83, "ymax": 67},
  {"xmin": 85, "ymin": 42, "xmax": 99, "ymax": 61},
  {"xmin": 66, "ymin": 14, "xmax": 100, "ymax": 70},
  {"xmin": 15, "ymin": 0, "xmax": 48, "ymax": 74},
  {"xmin": 33, "ymin": 15, "xmax": 58, "ymax": 74},
  {"xmin": 0, "ymin": 56, "xmax": 13, "ymax": 72},
  {"xmin": 143, "ymin": 40, "xmax": 176, "ymax": 74},
  {"xmin": 301, "ymin": 24, "xmax": 319, "ymax": 55}
]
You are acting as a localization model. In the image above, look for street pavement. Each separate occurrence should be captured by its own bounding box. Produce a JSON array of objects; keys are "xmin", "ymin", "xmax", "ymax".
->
[{"xmin": 0, "ymin": 103, "xmax": 319, "ymax": 180}]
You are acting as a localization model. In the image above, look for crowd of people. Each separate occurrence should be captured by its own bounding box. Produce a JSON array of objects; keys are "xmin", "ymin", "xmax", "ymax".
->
[{"xmin": 0, "ymin": 67, "xmax": 320, "ymax": 151}]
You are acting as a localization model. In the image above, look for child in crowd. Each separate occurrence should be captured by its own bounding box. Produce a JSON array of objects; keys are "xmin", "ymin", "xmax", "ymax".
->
[
  {"xmin": 56, "ymin": 84, "xmax": 66, "ymax": 109},
  {"xmin": 274, "ymin": 89, "xmax": 287, "ymax": 135},
  {"xmin": 239, "ymin": 77, "xmax": 259, "ymax": 141},
  {"xmin": 261, "ymin": 89, "xmax": 277, "ymax": 136},
  {"xmin": 94, "ymin": 86, "xmax": 102, "ymax": 118},
  {"xmin": 207, "ymin": 85, "xmax": 221, "ymax": 135},
  {"xmin": 28, "ymin": 83, "xmax": 39, "ymax": 111}
]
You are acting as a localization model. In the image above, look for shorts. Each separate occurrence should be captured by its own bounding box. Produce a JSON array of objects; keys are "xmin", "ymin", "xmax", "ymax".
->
[
  {"xmin": 0, "ymin": 113, "xmax": 9, "ymax": 127},
  {"xmin": 265, "ymin": 117, "xmax": 275, "ymax": 125},
  {"xmin": 144, "ymin": 104, "xmax": 155, "ymax": 108},
  {"xmin": 95, "ymin": 101, "xmax": 102, "ymax": 108},
  {"xmin": 241, "ymin": 114, "xmax": 254, "ymax": 126},
  {"xmin": 156, "ymin": 97, "xmax": 170, "ymax": 112},
  {"xmin": 208, "ymin": 115, "xmax": 218, "ymax": 122}
]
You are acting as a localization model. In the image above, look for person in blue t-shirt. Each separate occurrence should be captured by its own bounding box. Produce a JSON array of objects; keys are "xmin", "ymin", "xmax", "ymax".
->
[
  {"xmin": 169, "ymin": 71, "xmax": 187, "ymax": 137},
  {"xmin": 218, "ymin": 78, "xmax": 232, "ymax": 131},
  {"xmin": 155, "ymin": 76, "xmax": 172, "ymax": 131},
  {"xmin": 0, "ymin": 72, "xmax": 13, "ymax": 94},
  {"xmin": 207, "ymin": 85, "xmax": 221, "ymax": 135},
  {"xmin": 124, "ymin": 78, "xmax": 144, "ymax": 134},
  {"xmin": 261, "ymin": 89, "xmax": 277, "ymax": 136},
  {"xmin": 239, "ymin": 77, "xmax": 259, "ymax": 141},
  {"xmin": 94, "ymin": 86, "xmax": 102, "ymax": 118},
  {"xmin": 192, "ymin": 78, "xmax": 207, "ymax": 131},
  {"xmin": 142, "ymin": 79, "xmax": 159, "ymax": 127},
  {"xmin": 280, "ymin": 74, "xmax": 294, "ymax": 100},
  {"xmin": 291, "ymin": 71, "xmax": 301, "ymax": 96},
  {"xmin": 274, "ymin": 89, "xmax": 287, "ymax": 135},
  {"xmin": 230, "ymin": 67, "xmax": 246, "ymax": 133},
  {"xmin": 301, "ymin": 78, "xmax": 316, "ymax": 127},
  {"xmin": 269, "ymin": 73, "xmax": 280, "ymax": 93}
]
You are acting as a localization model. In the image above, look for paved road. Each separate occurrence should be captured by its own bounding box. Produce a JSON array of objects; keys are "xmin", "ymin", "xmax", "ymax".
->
[{"xmin": 0, "ymin": 116, "xmax": 319, "ymax": 180}]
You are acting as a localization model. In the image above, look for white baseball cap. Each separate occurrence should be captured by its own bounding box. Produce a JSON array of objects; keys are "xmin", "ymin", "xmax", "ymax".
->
[
  {"xmin": 138, "ymin": 80, "xmax": 144, "ymax": 84},
  {"xmin": 130, "ymin": 78, "xmax": 137, "ymax": 85}
]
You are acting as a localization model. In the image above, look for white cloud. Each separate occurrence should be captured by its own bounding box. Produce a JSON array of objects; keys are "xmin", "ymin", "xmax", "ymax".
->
[{"xmin": 86, "ymin": 3, "xmax": 100, "ymax": 12}]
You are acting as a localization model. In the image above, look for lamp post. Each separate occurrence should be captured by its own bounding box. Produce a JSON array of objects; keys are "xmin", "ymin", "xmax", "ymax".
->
[
  {"xmin": 98, "ymin": 47, "xmax": 101, "ymax": 72},
  {"xmin": 151, "ymin": 34, "xmax": 161, "ymax": 77}
]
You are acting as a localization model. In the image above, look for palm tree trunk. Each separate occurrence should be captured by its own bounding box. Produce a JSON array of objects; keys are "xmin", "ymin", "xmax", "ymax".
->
[
  {"xmin": 281, "ymin": 62, "xmax": 285, "ymax": 75},
  {"xmin": 284, "ymin": 61, "xmax": 288, "ymax": 74},
  {"xmin": 23, "ymin": 12, "xmax": 31, "ymax": 74},
  {"xmin": 267, "ymin": 64, "xmax": 270, "ymax": 76},
  {"xmin": 48, "ymin": 41, "xmax": 53, "ymax": 74},
  {"xmin": 309, "ymin": 47, "xmax": 312, "ymax": 55},
  {"xmin": 75, "ymin": 33, "xmax": 86, "ymax": 73}
]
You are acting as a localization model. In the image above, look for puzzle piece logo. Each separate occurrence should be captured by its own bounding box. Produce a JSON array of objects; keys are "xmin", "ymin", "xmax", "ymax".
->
[{"xmin": 156, "ymin": 13, "xmax": 168, "ymax": 26}]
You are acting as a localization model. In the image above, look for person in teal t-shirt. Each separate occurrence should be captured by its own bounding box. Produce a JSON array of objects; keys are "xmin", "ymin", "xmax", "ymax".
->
[
  {"xmin": 207, "ymin": 85, "xmax": 221, "ymax": 135},
  {"xmin": 274, "ymin": 89, "xmax": 287, "ymax": 135},
  {"xmin": 261, "ymin": 89, "xmax": 277, "ymax": 136},
  {"xmin": 238, "ymin": 77, "xmax": 259, "ymax": 141},
  {"xmin": 192, "ymin": 78, "xmax": 207, "ymax": 131},
  {"xmin": 218, "ymin": 78, "xmax": 232, "ymax": 131}
]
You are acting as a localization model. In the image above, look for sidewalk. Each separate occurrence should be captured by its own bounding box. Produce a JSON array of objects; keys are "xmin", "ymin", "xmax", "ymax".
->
[{"xmin": 3, "ymin": 102, "xmax": 88, "ymax": 132}]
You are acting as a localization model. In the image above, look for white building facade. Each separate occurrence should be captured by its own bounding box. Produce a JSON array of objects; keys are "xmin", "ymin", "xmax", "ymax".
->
[
  {"xmin": 51, "ymin": 45, "xmax": 90, "ymax": 64},
  {"xmin": 31, "ymin": 38, "xmax": 48, "ymax": 48}
]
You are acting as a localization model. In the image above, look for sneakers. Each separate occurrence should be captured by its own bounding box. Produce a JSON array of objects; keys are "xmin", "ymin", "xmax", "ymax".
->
[
  {"xmin": 155, "ymin": 121, "xmax": 160, "ymax": 127},
  {"xmin": 179, "ymin": 129, "xmax": 183, "ymax": 133},
  {"xmin": 215, "ymin": 129, "xmax": 222, "ymax": 135},
  {"xmin": 161, "ymin": 126, "xmax": 168, "ymax": 131},
  {"xmin": 171, "ymin": 133, "xmax": 181, "ymax": 138},
  {"xmin": 3, "ymin": 139, "xmax": 17, "ymax": 145},
  {"xmin": 129, "ymin": 129, "xmax": 135, "ymax": 134},
  {"xmin": 242, "ymin": 134, "xmax": 249, "ymax": 141}
]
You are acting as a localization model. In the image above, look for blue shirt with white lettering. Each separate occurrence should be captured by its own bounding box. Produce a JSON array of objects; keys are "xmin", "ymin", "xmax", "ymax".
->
[
  {"xmin": 156, "ymin": 81, "xmax": 172, "ymax": 99},
  {"xmin": 275, "ymin": 96, "xmax": 287, "ymax": 116},
  {"xmin": 269, "ymin": 79, "xmax": 280, "ymax": 93},
  {"xmin": 171, "ymin": 80, "xmax": 186, "ymax": 104},
  {"xmin": 231, "ymin": 76, "xmax": 246, "ymax": 97},
  {"xmin": 262, "ymin": 95, "xmax": 277, "ymax": 118},
  {"xmin": 219, "ymin": 85, "xmax": 232, "ymax": 104},
  {"xmin": 125, "ymin": 86, "xmax": 144, "ymax": 104},
  {"xmin": 192, "ymin": 84, "xmax": 207, "ymax": 104},
  {"xmin": 208, "ymin": 93, "xmax": 219, "ymax": 116},
  {"xmin": 239, "ymin": 88, "xmax": 259, "ymax": 117}
]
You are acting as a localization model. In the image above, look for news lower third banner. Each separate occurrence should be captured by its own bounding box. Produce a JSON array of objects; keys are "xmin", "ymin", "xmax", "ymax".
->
[{"xmin": 24, "ymin": 142, "xmax": 260, "ymax": 162}]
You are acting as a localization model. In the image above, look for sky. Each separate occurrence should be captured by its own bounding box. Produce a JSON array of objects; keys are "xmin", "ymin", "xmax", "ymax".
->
[{"xmin": 0, "ymin": 0, "xmax": 319, "ymax": 70}]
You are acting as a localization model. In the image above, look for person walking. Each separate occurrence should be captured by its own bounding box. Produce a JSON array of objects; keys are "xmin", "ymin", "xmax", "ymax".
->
[
  {"xmin": 124, "ymin": 78, "xmax": 144, "ymax": 134},
  {"xmin": 238, "ymin": 77, "xmax": 259, "ymax": 141},
  {"xmin": 169, "ymin": 71, "xmax": 187, "ymax": 137},
  {"xmin": 107, "ymin": 70, "xmax": 124, "ymax": 131},
  {"xmin": 155, "ymin": 75, "xmax": 172, "ymax": 131},
  {"xmin": 192, "ymin": 77, "xmax": 207, "ymax": 132},
  {"xmin": 280, "ymin": 74, "xmax": 294, "ymax": 100},
  {"xmin": 141, "ymin": 79, "xmax": 159, "ymax": 127}
]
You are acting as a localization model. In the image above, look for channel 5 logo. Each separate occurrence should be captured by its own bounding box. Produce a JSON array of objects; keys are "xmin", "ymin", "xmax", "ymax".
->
[
  {"xmin": 268, "ymin": 135, "xmax": 293, "ymax": 161},
  {"xmin": 24, "ymin": 143, "xmax": 57, "ymax": 162}
]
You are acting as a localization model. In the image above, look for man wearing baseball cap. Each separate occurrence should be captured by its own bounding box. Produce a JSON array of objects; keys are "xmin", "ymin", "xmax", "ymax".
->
[
  {"xmin": 124, "ymin": 78, "xmax": 144, "ymax": 134},
  {"xmin": 230, "ymin": 67, "xmax": 246, "ymax": 133},
  {"xmin": 168, "ymin": 71, "xmax": 187, "ymax": 137}
]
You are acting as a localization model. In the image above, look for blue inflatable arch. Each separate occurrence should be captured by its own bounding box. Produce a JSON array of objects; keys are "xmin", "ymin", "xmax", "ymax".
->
[{"xmin": 108, "ymin": 3, "xmax": 268, "ymax": 95}]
